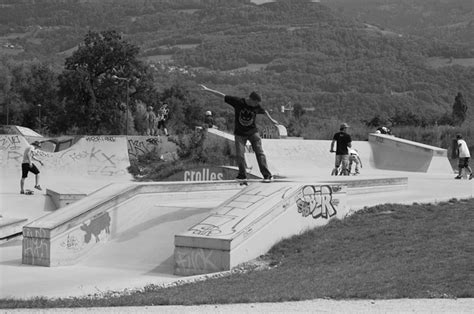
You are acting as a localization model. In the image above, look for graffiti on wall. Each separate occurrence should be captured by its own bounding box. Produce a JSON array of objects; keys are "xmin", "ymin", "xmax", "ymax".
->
[
  {"xmin": 80, "ymin": 212, "xmax": 111, "ymax": 244},
  {"xmin": 60, "ymin": 234, "xmax": 82, "ymax": 251},
  {"xmin": 0, "ymin": 135, "xmax": 23, "ymax": 165},
  {"xmin": 127, "ymin": 136, "xmax": 178, "ymax": 161},
  {"xmin": 295, "ymin": 185, "xmax": 339, "ymax": 219},
  {"xmin": 186, "ymin": 184, "xmax": 342, "ymax": 241},
  {"xmin": 175, "ymin": 248, "xmax": 218, "ymax": 272},
  {"xmin": 23, "ymin": 228, "xmax": 49, "ymax": 264}
]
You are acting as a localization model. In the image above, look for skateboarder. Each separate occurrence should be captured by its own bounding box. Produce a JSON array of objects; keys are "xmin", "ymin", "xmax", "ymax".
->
[
  {"xmin": 199, "ymin": 84, "xmax": 278, "ymax": 182},
  {"xmin": 454, "ymin": 134, "xmax": 473, "ymax": 180},
  {"xmin": 20, "ymin": 141, "xmax": 44, "ymax": 194},
  {"xmin": 330, "ymin": 123, "xmax": 352, "ymax": 176}
]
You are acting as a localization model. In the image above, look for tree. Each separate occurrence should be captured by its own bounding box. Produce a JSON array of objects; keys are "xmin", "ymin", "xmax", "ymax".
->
[
  {"xmin": 7, "ymin": 62, "xmax": 60, "ymax": 134},
  {"xmin": 452, "ymin": 92, "xmax": 468, "ymax": 126},
  {"xmin": 58, "ymin": 30, "xmax": 158, "ymax": 134}
]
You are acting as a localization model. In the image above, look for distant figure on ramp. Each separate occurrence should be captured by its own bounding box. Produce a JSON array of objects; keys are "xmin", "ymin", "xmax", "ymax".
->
[
  {"xmin": 199, "ymin": 84, "xmax": 278, "ymax": 183},
  {"xmin": 330, "ymin": 123, "xmax": 352, "ymax": 176},
  {"xmin": 20, "ymin": 141, "xmax": 44, "ymax": 194},
  {"xmin": 454, "ymin": 134, "xmax": 473, "ymax": 180},
  {"xmin": 348, "ymin": 147, "xmax": 362, "ymax": 175}
]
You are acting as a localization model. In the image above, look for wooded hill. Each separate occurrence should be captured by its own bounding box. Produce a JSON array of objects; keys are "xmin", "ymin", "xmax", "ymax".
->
[{"xmin": 0, "ymin": 0, "xmax": 472, "ymax": 139}]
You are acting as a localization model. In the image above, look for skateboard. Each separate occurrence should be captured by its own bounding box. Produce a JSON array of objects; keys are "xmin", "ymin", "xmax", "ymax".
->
[
  {"xmin": 22, "ymin": 189, "xmax": 34, "ymax": 195},
  {"xmin": 236, "ymin": 178, "xmax": 290, "ymax": 186}
]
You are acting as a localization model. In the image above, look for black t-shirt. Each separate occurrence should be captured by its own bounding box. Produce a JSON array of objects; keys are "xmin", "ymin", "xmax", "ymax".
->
[
  {"xmin": 224, "ymin": 95, "xmax": 265, "ymax": 136},
  {"xmin": 333, "ymin": 131, "xmax": 352, "ymax": 155}
]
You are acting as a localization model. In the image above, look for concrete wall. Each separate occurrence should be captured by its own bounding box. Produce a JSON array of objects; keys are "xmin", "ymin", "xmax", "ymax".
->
[
  {"xmin": 22, "ymin": 182, "xmax": 243, "ymax": 267},
  {"xmin": 174, "ymin": 182, "xmax": 347, "ymax": 275},
  {"xmin": 0, "ymin": 135, "xmax": 132, "ymax": 179},
  {"xmin": 368, "ymin": 134, "xmax": 452, "ymax": 174}
]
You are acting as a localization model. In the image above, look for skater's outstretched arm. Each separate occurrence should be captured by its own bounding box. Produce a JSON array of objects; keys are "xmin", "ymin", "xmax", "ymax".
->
[
  {"xmin": 199, "ymin": 84, "xmax": 225, "ymax": 99},
  {"xmin": 264, "ymin": 110, "xmax": 279, "ymax": 125}
]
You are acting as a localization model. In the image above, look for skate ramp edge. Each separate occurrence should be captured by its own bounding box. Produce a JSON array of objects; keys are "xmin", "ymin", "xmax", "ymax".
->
[
  {"xmin": 0, "ymin": 218, "xmax": 28, "ymax": 242},
  {"xmin": 368, "ymin": 134, "xmax": 452, "ymax": 174},
  {"xmin": 174, "ymin": 182, "xmax": 348, "ymax": 276},
  {"xmin": 22, "ymin": 181, "xmax": 243, "ymax": 267}
]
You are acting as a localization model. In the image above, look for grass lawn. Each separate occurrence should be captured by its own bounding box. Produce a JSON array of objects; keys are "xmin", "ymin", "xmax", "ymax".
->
[{"xmin": 1, "ymin": 198, "xmax": 473, "ymax": 308}]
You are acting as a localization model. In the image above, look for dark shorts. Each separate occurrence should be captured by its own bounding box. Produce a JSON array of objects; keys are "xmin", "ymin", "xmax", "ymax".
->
[
  {"xmin": 21, "ymin": 163, "xmax": 39, "ymax": 178},
  {"xmin": 157, "ymin": 120, "xmax": 167, "ymax": 129},
  {"xmin": 458, "ymin": 157, "xmax": 470, "ymax": 168}
]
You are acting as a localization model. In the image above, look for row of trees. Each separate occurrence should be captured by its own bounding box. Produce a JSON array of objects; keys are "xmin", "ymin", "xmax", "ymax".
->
[
  {"xmin": 0, "ymin": 30, "xmax": 210, "ymax": 136},
  {"xmin": 0, "ymin": 1, "xmax": 472, "ymax": 139}
]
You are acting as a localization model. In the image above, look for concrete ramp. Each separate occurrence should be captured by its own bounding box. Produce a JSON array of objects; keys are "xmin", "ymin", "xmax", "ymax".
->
[
  {"xmin": 0, "ymin": 134, "xmax": 132, "ymax": 182},
  {"xmin": 368, "ymin": 134, "xmax": 452, "ymax": 173},
  {"xmin": 244, "ymin": 135, "xmax": 452, "ymax": 178},
  {"xmin": 174, "ymin": 181, "xmax": 347, "ymax": 275},
  {"xmin": 22, "ymin": 182, "xmax": 243, "ymax": 267}
]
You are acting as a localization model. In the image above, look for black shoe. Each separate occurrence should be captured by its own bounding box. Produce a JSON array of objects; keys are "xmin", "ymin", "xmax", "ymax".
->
[
  {"xmin": 454, "ymin": 176, "xmax": 462, "ymax": 179},
  {"xmin": 236, "ymin": 175, "xmax": 247, "ymax": 180},
  {"xmin": 470, "ymin": 173, "xmax": 473, "ymax": 180}
]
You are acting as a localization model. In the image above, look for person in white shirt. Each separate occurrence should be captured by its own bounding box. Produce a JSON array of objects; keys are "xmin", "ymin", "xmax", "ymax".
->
[
  {"xmin": 20, "ymin": 141, "xmax": 44, "ymax": 194},
  {"xmin": 348, "ymin": 147, "xmax": 363, "ymax": 175},
  {"xmin": 454, "ymin": 134, "xmax": 473, "ymax": 180}
]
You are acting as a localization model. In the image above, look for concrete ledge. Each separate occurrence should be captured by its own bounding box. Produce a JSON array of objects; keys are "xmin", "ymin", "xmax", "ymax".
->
[
  {"xmin": 46, "ymin": 188, "xmax": 87, "ymax": 208},
  {"xmin": 174, "ymin": 182, "xmax": 348, "ymax": 276},
  {"xmin": 22, "ymin": 181, "xmax": 243, "ymax": 267},
  {"xmin": 0, "ymin": 218, "xmax": 28, "ymax": 241},
  {"xmin": 324, "ymin": 176, "xmax": 408, "ymax": 194}
]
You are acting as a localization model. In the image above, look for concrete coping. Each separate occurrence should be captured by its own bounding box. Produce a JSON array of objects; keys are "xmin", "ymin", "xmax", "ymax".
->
[{"xmin": 369, "ymin": 133, "xmax": 447, "ymax": 155}]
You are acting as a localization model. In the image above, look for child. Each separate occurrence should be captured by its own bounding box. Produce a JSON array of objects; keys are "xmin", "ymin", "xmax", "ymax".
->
[{"xmin": 348, "ymin": 147, "xmax": 362, "ymax": 175}]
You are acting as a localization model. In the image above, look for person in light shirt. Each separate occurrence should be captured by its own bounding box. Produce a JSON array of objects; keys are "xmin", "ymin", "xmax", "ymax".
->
[
  {"xmin": 348, "ymin": 147, "xmax": 363, "ymax": 175},
  {"xmin": 454, "ymin": 134, "xmax": 473, "ymax": 180},
  {"xmin": 20, "ymin": 141, "xmax": 44, "ymax": 194}
]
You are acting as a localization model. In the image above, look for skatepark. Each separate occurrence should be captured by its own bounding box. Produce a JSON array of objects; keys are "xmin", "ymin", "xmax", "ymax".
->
[{"xmin": 0, "ymin": 128, "xmax": 473, "ymax": 301}]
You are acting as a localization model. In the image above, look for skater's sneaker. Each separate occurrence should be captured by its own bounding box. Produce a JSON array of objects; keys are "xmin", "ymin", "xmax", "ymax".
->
[
  {"xmin": 20, "ymin": 191, "xmax": 25, "ymax": 194},
  {"xmin": 263, "ymin": 176, "xmax": 273, "ymax": 183},
  {"xmin": 34, "ymin": 185, "xmax": 42, "ymax": 191},
  {"xmin": 470, "ymin": 173, "xmax": 473, "ymax": 180},
  {"xmin": 454, "ymin": 176, "xmax": 462, "ymax": 179}
]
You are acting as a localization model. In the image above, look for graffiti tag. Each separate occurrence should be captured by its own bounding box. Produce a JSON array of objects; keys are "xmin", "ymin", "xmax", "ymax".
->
[{"xmin": 296, "ymin": 185, "xmax": 337, "ymax": 219}]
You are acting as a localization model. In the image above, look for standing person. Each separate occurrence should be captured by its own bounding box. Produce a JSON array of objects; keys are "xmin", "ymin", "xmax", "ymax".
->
[
  {"xmin": 199, "ymin": 84, "xmax": 278, "ymax": 182},
  {"xmin": 348, "ymin": 147, "xmax": 362, "ymax": 175},
  {"xmin": 204, "ymin": 110, "xmax": 215, "ymax": 129},
  {"xmin": 145, "ymin": 106, "xmax": 157, "ymax": 136},
  {"xmin": 454, "ymin": 134, "xmax": 473, "ymax": 180},
  {"xmin": 330, "ymin": 123, "xmax": 352, "ymax": 176},
  {"xmin": 157, "ymin": 103, "xmax": 169, "ymax": 136},
  {"xmin": 20, "ymin": 141, "xmax": 44, "ymax": 194}
]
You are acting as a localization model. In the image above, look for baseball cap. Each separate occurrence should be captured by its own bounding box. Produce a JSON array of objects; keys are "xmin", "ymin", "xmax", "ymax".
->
[
  {"xmin": 340, "ymin": 123, "xmax": 349, "ymax": 129},
  {"xmin": 205, "ymin": 111, "xmax": 212, "ymax": 116}
]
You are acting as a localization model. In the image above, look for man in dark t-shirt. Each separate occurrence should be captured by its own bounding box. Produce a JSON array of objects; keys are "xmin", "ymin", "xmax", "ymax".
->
[
  {"xmin": 330, "ymin": 123, "xmax": 352, "ymax": 176},
  {"xmin": 200, "ymin": 84, "xmax": 279, "ymax": 182}
]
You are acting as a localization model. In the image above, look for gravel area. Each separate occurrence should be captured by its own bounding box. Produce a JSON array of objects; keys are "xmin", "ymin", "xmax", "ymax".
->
[{"xmin": 4, "ymin": 299, "xmax": 474, "ymax": 313}]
